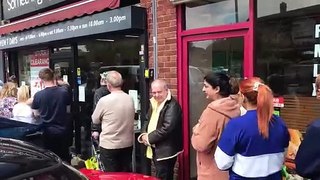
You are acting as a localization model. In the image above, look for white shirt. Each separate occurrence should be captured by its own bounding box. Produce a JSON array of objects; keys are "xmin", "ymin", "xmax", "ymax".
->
[{"xmin": 12, "ymin": 103, "xmax": 35, "ymax": 124}]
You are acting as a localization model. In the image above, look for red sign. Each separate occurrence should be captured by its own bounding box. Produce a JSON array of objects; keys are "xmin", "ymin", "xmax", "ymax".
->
[
  {"xmin": 30, "ymin": 50, "xmax": 49, "ymax": 67},
  {"xmin": 273, "ymin": 97, "xmax": 284, "ymax": 108}
]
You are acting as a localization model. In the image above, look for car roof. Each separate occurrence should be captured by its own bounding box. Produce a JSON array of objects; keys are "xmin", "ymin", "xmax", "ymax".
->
[{"xmin": 0, "ymin": 138, "xmax": 61, "ymax": 179}]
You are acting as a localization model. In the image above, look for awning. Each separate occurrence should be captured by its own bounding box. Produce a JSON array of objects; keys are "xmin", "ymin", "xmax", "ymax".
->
[{"xmin": 0, "ymin": 0, "xmax": 120, "ymax": 36}]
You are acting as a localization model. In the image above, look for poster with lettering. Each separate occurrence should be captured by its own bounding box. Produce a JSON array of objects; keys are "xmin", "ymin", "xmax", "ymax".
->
[{"xmin": 30, "ymin": 50, "xmax": 49, "ymax": 97}]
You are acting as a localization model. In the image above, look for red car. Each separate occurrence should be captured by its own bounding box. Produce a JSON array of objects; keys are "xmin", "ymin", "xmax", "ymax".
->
[
  {"xmin": 80, "ymin": 169, "xmax": 158, "ymax": 180},
  {"xmin": 0, "ymin": 137, "xmax": 158, "ymax": 180}
]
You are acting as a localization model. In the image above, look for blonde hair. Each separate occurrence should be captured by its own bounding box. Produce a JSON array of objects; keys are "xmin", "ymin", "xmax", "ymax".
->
[
  {"xmin": 17, "ymin": 85, "xmax": 30, "ymax": 103},
  {"xmin": 0, "ymin": 82, "xmax": 17, "ymax": 99}
]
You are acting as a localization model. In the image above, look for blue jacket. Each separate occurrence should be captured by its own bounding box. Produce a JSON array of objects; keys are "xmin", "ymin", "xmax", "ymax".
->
[{"xmin": 296, "ymin": 120, "xmax": 320, "ymax": 180}]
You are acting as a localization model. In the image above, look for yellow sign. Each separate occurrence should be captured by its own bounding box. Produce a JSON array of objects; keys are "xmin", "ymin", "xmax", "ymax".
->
[
  {"xmin": 144, "ymin": 69, "xmax": 149, "ymax": 78},
  {"xmin": 77, "ymin": 68, "xmax": 81, "ymax": 76}
]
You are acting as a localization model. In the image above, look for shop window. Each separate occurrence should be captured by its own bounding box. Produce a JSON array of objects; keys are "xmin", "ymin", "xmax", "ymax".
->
[
  {"xmin": 184, "ymin": 0, "xmax": 249, "ymax": 30},
  {"xmin": 256, "ymin": 1, "xmax": 320, "ymax": 131},
  {"xmin": 17, "ymin": 49, "xmax": 49, "ymax": 96},
  {"xmin": 77, "ymin": 36, "xmax": 140, "ymax": 112}
]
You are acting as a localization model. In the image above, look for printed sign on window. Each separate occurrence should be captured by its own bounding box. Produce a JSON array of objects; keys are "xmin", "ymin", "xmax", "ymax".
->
[{"xmin": 30, "ymin": 50, "xmax": 49, "ymax": 97}]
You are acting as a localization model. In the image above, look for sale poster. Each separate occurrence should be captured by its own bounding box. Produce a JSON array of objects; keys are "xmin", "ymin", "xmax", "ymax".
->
[{"xmin": 30, "ymin": 50, "xmax": 49, "ymax": 97}]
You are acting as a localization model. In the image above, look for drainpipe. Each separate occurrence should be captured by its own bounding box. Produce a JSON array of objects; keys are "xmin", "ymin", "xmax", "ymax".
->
[{"xmin": 152, "ymin": 0, "xmax": 158, "ymax": 79}]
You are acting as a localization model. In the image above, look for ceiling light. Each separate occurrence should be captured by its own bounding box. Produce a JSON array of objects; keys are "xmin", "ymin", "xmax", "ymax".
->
[{"xmin": 96, "ymin": 39, "xmax": 114, "ymax": 42}]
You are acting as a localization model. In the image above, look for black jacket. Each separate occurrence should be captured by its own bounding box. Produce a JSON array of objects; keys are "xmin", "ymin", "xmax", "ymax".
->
[
  {"xmin": 143, "ymin": 96, "xmax": 183, "ymax": 161},
  {"xmin": 93, "ymin": 85, "xmax": 110, "ymax": 110},
  {"xmin": 295, "ymin": 119, "xmax": 320, "ymax": 180}
]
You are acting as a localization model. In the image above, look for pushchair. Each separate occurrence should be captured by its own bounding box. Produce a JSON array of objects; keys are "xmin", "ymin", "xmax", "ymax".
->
[
  {"xmin": 84, "ymin": 137, "xmax": 105, "ymax": 171},
  {"xmin": 0, "ymin": 117, "xmax": 42, "ymax": 145}
]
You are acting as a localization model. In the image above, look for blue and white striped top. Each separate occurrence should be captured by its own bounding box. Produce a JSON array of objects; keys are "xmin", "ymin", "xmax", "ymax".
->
[{"xmin": 215, "ymin": 110, "xmax": 289, "ymax": 180}]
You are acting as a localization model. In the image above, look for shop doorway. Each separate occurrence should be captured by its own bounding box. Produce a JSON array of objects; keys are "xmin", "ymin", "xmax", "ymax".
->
[
  {"xmin": 50, "ymin": 48, "xmax": 82, "ymax": 154},
  {"xmin": 181, "ymin": 30, "xmax": 250, "ymax": 180}
]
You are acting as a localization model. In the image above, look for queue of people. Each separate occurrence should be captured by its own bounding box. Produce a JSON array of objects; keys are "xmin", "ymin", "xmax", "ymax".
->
[
  {"xmin": 0, "ymin": 69, "xmax": 72, "ymax": 163},
  {"xmin": 1, "ymin": 67, "xmax": 320, "ymax": 180}
]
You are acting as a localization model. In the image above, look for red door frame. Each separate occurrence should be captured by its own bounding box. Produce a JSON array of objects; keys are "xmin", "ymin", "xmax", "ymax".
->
[{"xmin": 177, "ymin": 0, "xmax": 255, "ymax": 179}]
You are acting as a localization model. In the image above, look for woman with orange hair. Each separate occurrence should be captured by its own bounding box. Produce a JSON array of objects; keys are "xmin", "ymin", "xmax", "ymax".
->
[
  {"xmin": 214, "ymin": 77, "xmax": 289, "ymax": 179},
  {"xmin": 0, "ymin": 82, "xmax": 18, "ymax": 118}
]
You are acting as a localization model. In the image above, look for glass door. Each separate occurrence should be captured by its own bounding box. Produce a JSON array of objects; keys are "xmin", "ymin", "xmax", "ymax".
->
[{"xmin": 182, "ymin": 31, "xmax": 249, "ymax": 180}]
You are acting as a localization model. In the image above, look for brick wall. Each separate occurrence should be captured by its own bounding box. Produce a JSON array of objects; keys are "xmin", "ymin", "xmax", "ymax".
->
[
  {"xmin": 139, "ymin": 0, "xmax": 178, "ymax": 96},
  {"xmin": 139, "ymin": 1, "xmax": 180, "ymax": 179}
]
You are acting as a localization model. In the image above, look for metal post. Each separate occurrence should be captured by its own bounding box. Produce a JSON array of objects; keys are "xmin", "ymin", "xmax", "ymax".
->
[{"xmin": 152, "ymin": 0, "xmax": 158, "ymax": 79}]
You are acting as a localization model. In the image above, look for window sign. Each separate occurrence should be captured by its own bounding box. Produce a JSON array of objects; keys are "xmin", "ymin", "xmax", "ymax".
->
[{"xmin": 30, "ymin": 50, "xmax": 49, "ymax": 97}]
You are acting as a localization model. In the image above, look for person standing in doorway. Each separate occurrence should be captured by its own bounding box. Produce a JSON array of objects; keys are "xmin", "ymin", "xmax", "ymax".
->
[
  {"xmin": 191, "ymin": 72, "xmax": 240, "ymax": 180},
  {"xmin": 93, "ymin": 72, "xmax": 110, "ymax": 111},
  {"xmin": 91, "ymin": 70, "xmax": 135, "ymax": 172},
  {"xmin": 138, "ymin": 79, "xmax": 183, "ymax": 180},
  {"xmin": 32, "ymin": 68, "xmax": 71, "ymax": 162}
]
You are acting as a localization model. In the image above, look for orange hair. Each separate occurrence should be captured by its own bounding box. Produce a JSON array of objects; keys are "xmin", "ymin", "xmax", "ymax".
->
[{"xmin": 240, "ymin": 77, "xmax": 274, "ymax": 138}]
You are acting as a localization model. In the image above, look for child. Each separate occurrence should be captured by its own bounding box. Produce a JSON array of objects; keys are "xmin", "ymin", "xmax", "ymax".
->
[{"xmin": 12, "ymin": 85, "xmax": 35, "ymax": 124}]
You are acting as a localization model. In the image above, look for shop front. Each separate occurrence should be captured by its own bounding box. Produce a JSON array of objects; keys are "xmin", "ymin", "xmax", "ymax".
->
[
  {"xmin": 0, "ymin": 0, "xmax": 149, "ymax": 173},
  {"xmin": 174, "ymin": 0, "xmax": 320, "ymax": 179}
]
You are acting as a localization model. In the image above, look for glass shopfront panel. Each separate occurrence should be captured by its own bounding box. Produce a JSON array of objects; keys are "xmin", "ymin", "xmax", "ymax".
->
[
  {"xmin": 17, "ymin": 49, "xmax": 49, "ymax": 96},
  {"xmin": 77, "ymin": 35, "xmax": 141, "ymax": 138},
  {"xmin": 256, "ymin": 1, "xmax": 320, "ymax": 130},
  {"xmin": 188, "ymin": 37, "xmax": 243, "ymax": 179},
  {"xmin": 184, "ymin": 0, "xmax": 249, "ymax": 30}
]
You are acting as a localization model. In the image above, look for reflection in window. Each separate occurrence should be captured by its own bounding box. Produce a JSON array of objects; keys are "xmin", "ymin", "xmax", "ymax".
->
[
  {"xmin": 77, "ymin": 37, "xmax": 140, "ymax": 113},
  {"xmin": 188, "ymin": 37, "xmax": 243, "ymax": 179},
  {"xmin": 257, "ymin": 0, "xmax": 320, "ymax": 18},
  {"xmin": 256, "ymin": 2, "xmax": 320, "ymax": 130},
  {"xmin": 185, "ymin": 0, "xmax": 249, "ymax": 30}
]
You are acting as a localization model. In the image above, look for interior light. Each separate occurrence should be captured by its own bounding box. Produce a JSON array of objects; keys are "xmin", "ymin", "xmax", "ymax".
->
[
  {"xmin": 125, "ymin": 35, "xmax": 139, "ymax": 38},
  {"xmin": 96, "ymin": 39, "xmax": 114, "ymax": 42}
]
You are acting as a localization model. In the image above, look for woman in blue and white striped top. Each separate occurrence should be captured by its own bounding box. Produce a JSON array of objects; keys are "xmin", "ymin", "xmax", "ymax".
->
[{"xmin": 214, "ymin": 77, "xmax": 290, "ymax": 180}]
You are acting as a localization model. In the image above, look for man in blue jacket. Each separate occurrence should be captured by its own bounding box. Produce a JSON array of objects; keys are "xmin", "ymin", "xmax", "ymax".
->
[{"xmin": 295, "ymin": 75, "xmax": 320, "ymax": 180}]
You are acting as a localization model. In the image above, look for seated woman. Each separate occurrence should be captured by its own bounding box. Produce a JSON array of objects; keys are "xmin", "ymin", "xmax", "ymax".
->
[
  {"xmin": 0, "ymin": 82, "xmax": 18, "ymax": 118},
  {"xmin": 12, "ymin": 85, "xmax": 35, "ymax": 124}
]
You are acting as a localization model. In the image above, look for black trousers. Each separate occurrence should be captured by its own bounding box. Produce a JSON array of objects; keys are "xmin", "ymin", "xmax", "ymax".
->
[
  {"xmin": 100, "ymin": 146, "xmax": 133, "ymax": 172},
  {"xmin": 153, "ymin": 155, "xmax": 177, "ymax": 180},
  {"xmin": 43, "ymin": 133, "xmax": 71, "ymax": 163}
]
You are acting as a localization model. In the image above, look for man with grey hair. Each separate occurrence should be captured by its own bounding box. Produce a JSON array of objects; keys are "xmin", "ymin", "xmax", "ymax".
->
[
  {"xmin": 138, "ymin": 79, "xmax": 183, "ymax": 180},
  {"xmin": 92, "ymin": 71, "xmax": 135, "ymax": 172}
]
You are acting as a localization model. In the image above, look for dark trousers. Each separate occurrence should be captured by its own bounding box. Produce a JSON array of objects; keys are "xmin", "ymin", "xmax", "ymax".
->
[
  {"xmin": 100, "ymin": 146, "xmax": 133, "ymax": 172},
  {"xmin": 153, "ymin": 156, "xmax": 177, "ymax": 180},
  {"xmin": 43, "ymin": 133, "xmax": 71, "ymax": 163}
]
